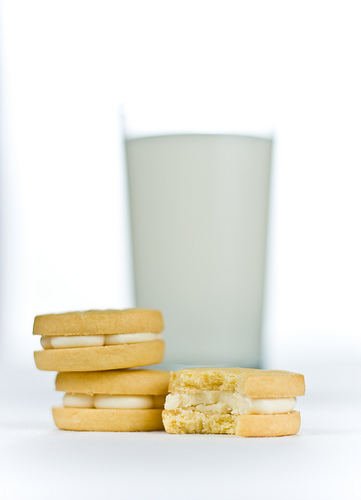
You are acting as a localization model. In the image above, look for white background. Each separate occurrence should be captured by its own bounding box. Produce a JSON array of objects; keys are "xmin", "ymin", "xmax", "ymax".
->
[
  {"xmin": 0, "ymin": 2, "xmax": 361, "ymax": 498},
  {"xmin": 1, "ymin": 0, "xmax": 360, "ymax": 371}
]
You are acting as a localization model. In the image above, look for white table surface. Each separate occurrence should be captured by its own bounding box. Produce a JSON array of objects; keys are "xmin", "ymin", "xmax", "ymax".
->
[{"xmin": 1, "ymin": 362, "xmax": 360, "ymax": 500}]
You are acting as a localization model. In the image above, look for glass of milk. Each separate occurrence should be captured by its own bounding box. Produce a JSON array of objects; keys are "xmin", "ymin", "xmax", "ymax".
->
[{"xmin": 125, "ymin": 134, "xmax": 272, "ymax": 369}]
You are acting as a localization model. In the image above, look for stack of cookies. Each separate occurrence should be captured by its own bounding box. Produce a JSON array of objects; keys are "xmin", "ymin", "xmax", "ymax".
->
[
  {"xmin": 33, "ymin": 309, "xmax": 170, "ymax": 431},
  {"xmin": 34, "ymin": 309, "xmax": 306, "ymax": 437}
]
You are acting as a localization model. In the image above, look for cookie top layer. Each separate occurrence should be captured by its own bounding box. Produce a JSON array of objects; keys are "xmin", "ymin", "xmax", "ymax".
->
[
  {"xmin": 33, "ymin": 309, "xmax": 164, "ymax": 336},
  {"xmin": 56, "ymin": 369, "xmax": 170, "ymax": 395},
  {"xmin": 168, "ymin": 367, "xmax": 305, "ymax": 398}
]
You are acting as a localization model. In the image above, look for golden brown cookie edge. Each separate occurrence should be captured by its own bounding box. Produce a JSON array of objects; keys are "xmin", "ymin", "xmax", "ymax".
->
[
  {"xmin": 33, "ymin": 308, "xmax": 164, "ymax": 335},
  {"xmin": 34, "ymin": 340, "xmax": 165, "ymax": 372},
  {"xmin": 56, "ymin": 369, "xmax": 170, "ymax": 395},
  {"xmin": 53, "ymin": 407, "xmax": 164, "ymax": 431}
]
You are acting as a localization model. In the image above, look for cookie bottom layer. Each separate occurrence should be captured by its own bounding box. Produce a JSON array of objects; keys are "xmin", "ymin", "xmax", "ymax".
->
[
  {"xmin": 34, "ymin": 340, "xmax": 165, "ymax": 372},
  {"xmin": 53, "ymin": 407, "xmax": 164, "ymax": 431},
  {"xmin": 162, "ymin": 410, "xmax": 301, "ymax": 437}
]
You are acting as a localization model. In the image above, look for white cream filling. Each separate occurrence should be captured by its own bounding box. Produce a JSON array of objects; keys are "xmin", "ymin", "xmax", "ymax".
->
[
  {"xmin": 164, "ymin": 391, "xmax": 296, "ymax": 415},
  {"xmin": 94, "ymin": 395, "xmax": 154, "ymax": 409},
  {"xmin": 41, "ymin": 332, "xmax": 162, "ymax": 349},
  {"xmin": 63, "ymin": 393, "xmax": 166, "ymax": 409},
  {"xmin": 63, "ymin": 393, "xmax": 95, "ymax": 408},
  {"xmin": 40, "ymin": 336, "xmax": 53, "ymax": 349},
  {"xmin": 43, "ymin": 335, "xmax": 106, "ymax": 349},
  {"xmin": 104, "ymin": 332, "xmax": 161, "ymax": 345}
]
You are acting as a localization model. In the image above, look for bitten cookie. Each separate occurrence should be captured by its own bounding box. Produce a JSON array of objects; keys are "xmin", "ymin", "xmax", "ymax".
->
[
  {"xmin": 33, "ymin": 309, "xmax": 165, "ymax": 372},
  {"xmin": 53, "ymin": 369, "xmax": 170, "ymax": 431},
  {"xmin": 162, "ymin": 367, "xmax": 305, "ymax": 437}
]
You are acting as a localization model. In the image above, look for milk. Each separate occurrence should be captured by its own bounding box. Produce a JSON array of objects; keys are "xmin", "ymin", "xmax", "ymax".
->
[{"xmin": 125, "ymin": 134, "xmax": 272, "ymax": 368}]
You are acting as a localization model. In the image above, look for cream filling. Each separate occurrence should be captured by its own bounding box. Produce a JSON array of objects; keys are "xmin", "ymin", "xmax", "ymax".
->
[
  {"xmin": 164, "ymin": 391, "xmax": 296, "ymax": 415},
  {"xmin": 41, "ymin": 332, "xmax": 162, "ymax": 349},
  {"xmin": 63, "ymin": 393, "xmax": 94, "ymax": 408},
  {"xmin": 104, "ymin": 333, "xmax": 161, "ymax": 345},
  {"xmin": 94, "ymin": 395, "xmax": 154, "ymax": 409},
  {"xmin": 63, "ymin": 393, "xmax": 166, "ymax": 409}
]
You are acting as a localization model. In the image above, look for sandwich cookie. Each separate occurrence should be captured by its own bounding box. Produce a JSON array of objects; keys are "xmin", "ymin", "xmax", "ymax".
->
[
  {"xmin": 162, "ymin": 367, "xmax": 305, "ymax": 437},
  {"xmin": 53, "ymin": 369, "xmax": 170, "ymax": 431},
  {"xmin": 33, "ymin": 309, "xmax": 165, "ymax": 371}
]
